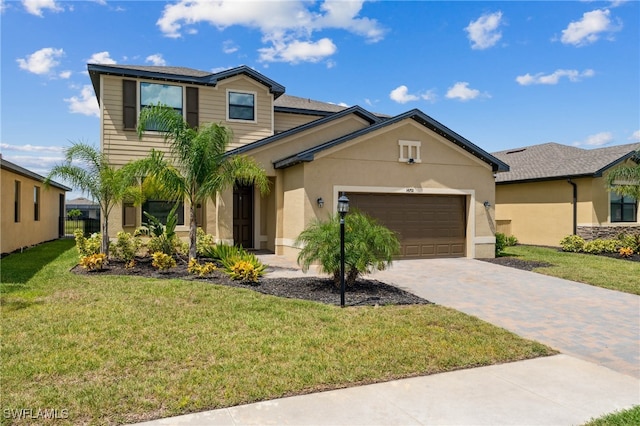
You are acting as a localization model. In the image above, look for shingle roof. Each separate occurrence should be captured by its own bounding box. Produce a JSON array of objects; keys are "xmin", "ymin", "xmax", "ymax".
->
[
  {"xmin": 1, "ymin": 156, "xmax": 71, "ymax": 191},
  {"xmin": 274, "ymin": 109, "xmax": 509, "ymax": 173},
  {"xmin": 88, "ymin": 64, "xmax": 285, "ymax": 100},
  {"xmin": 492, "ymin": 142, "xmax": 640, "ymax": 183},
  {"xmin": 274, "ymin": 94, "xmax": 348, "ymax": 114}
]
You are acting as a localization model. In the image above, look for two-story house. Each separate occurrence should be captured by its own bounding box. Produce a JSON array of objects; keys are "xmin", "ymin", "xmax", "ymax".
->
[{"xmin": 88, "ymin": 64, "xmax": 508, "ymax": 259}]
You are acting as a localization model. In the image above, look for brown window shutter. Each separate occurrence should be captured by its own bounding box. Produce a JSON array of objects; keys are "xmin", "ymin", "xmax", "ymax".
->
[
  {"xmin": 122, "ymin": 202, "xmax": 136, "ymax": 227},
  {"xmin": 186, "ymin": 87, "xmax": 199, "ymax": 129},
  {"xmin": 123, "ymin": 80, "xmax": 137, "ymax": 130}
]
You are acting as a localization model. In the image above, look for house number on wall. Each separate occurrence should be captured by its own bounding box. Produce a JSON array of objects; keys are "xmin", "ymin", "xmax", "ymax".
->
[{"xmin": 406, "ymin": 188, "xmax": 415, "ymax": 193}]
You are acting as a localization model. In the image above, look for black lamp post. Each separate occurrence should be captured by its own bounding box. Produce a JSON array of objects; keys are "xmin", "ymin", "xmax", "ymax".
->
[{"xmin": 337, "ymin": 194, "xmax": 350, "ymax": 307}]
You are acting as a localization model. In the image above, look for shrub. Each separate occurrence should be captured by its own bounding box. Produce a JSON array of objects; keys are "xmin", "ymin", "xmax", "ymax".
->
[
  {"xmin": 495, "ymin": 232, "xmax": 507, "ymax": 256},
  {"xmin": 110, "ymin": 231, "xmax": 141, "ymax": 265},
  {"xmin": 188, "ymin": 258, "xmax": 217, "ymax": 277},
  {"xmin": 295, "ymin": 210, "xmax": 400, "ymax": 287},
  {"xmin": 617, "ymin": 233, "xmax": 640, "ymax": 252},
  {"xmin": 139, "ymin": 204, "xmax": 182, "ymax": 256},
  {"xmin": 619, "ymin": 247, "xmax": 634, "ymax": 258},
  {"xmin": 582, "ymin": 239, "xmax": 619, "ymax": 254},
  {"xmin": 560, "ymin": 235, "xmax": 585, "ymax": 253},
  {"xmin": 201, "ymin": 243, "xmax": 242, "ymax": 262},
  {"xmin": 506, "ymin": 235, "xmax": 518, "ymax": 246},
  {"xmin": 227, "ymin": 260, "xmax": 264, "ymax": 283},
  {"xmin": 74, "ymin": 229, "xmax": 102, "ymax": 257},
  {"xmin": 151, "ymin": 252, "xmax": 176, "ymax": 271},
  {"xmin": 79, "ymin": 253, "xmax": 107, "ymax": 271},
  {"xmin": 196, "ymin": 228, "xmax": 216, "ymax": 256}
]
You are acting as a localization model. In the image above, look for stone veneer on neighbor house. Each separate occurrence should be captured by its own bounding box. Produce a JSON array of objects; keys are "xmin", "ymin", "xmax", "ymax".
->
[{"xmin": 577, "ymin": 225, "xmax": 640, "ymax": 240}]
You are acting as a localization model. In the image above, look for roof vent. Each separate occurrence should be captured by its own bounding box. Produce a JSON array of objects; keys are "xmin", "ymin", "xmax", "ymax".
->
[{"xmin": 506, "ymin": 148, "xmax": 526, "ymax": 154}]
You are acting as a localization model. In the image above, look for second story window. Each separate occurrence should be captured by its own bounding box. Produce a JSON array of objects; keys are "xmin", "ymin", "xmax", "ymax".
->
[
  {"xmin": 140, "ymin": 83, "xmax": 183, "ymax": 131},
  {"xmin": 228, "ymin": 91, "xmax": 255, "ymax": 121}
]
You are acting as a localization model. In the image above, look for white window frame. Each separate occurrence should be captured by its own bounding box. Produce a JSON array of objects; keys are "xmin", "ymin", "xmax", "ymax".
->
[
  {"xmin": 398, "ymin": 140, "xmax": 422, "ymax": 163},
  {"xmin": 226, "ymin": 89, "xmax": 257, "ymax": 123}
]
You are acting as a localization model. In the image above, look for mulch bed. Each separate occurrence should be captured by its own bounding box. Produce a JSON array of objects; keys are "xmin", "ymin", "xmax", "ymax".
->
[{"xmin": 72, "ymin": 257, "xmax": 431, "ymax": 307}]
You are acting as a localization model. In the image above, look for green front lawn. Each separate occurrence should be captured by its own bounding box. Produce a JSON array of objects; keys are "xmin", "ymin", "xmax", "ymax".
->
[
  {"xmin": 1, "ymin": 241, "xmax": 554, "ymax": 425},
  {"xmin": 500, "ymin": 245, "xmax": 640, "ymax": 295},
  {"xmin": 584, "ymin": 405, "xmax": 640, "ymax": 426}
]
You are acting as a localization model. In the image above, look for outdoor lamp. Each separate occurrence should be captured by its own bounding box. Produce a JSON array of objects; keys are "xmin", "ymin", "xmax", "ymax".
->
[
  {"xmin": 316, "ymin": 197, "xmax": 324, "ymax": 208},
  {"xmin": 337, "ymin": 194, "xmax": 349, "ymax": 307},
  {"xmin": 337, "ymin": 195, "xmax": 350, "ymax": 215}
]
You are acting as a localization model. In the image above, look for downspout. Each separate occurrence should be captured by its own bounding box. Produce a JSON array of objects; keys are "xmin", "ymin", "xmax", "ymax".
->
[{"xmin": 567, "ymin": 179, "xmax": 577, "ymax": 235}]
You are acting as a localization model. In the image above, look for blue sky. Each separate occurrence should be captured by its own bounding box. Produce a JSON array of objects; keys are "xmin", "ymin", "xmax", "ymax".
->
[{"xmin": 1, "ymin": 0, "xmax": 639, "ymax": 198}]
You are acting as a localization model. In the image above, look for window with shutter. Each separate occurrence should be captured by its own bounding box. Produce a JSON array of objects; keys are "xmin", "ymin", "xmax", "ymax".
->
[{"xmin": 186, "ymin": 87, "xmax": 199, "ymax": 129}]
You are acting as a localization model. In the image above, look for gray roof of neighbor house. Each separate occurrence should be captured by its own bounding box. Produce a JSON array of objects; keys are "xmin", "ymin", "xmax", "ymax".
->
[
  {"xmin": 0, "ymin": 156, "xmax": 71, "ymax": 191},
  {"xmin": 88, "ymin": 64, "xmax": 286, "ymax": 100},
  {"xmin": 492, "ymin": 142, "xmax": 640, "ymax": 183},
  {"xmin": 273, "ymin": 109, "xmax": 509, "ymax": 173}
]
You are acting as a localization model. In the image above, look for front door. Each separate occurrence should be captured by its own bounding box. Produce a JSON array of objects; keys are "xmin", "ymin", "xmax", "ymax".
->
[{"xmin": 233, "ymin": 185, "xmax": 253, "ymax": 248}]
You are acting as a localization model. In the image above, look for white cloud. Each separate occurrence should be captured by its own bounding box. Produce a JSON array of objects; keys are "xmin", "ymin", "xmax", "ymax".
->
[
  {"xmin": 389, "ymin": 86, "xmax": 419, "ymax": 104},
  {"xmin": 445, "ymin": 82, "xmax": 487, "ymax": 101},
  {"xmin": 22, "ymin": 0, "xmax": 62, "ymax": 16},
  {"xmin": 389, "ymin": 86, "xmax": 436, "ymax": 104},
  {"xmin": 59, "ymin": 70, "xmax": 72, "ymax": 79},
  {"xmin": 156, "ymin": 0, "xmax": 385, "ymax": 64},
  {"xmin": 145, "ymin": 54, "xmax": 167, "ymax": 66},
  {"xmin": 0, "ymin": 143, "xmax": 65, "ymax": 153},
  {"xmin": 259, "ymin": 38, "xmax": 337, "ymax": 63},
  {"xmin": 223, "ymin": 40, "xmax": 238, "ymax": 54},
  {"xmin": 88, "ymin": 51, "xmax": 116, "ymax": 64},
  {"xmin": 516, "ymin": 69, "xmax": 595, "ymax": 85},
  {"xmin": 64, "ymin": 85, "xmax": 100, "ymax": 117},
  {"xmin": 465, "ymin": 11, "xmax": 503, "ymax": 50},
  {"xmin": 0, "ymin": 154, "xmax": 65, "ymax": 175},
  {"xmin": 560, "ymin": 9, "xmax": 621, "ymax": 46},
  {"xmin": 573, "ymin": 132, "xmax": 614, "ymax": 147},
  {"xmin": 17, "ymin": 47, "xmax": 64, "ymax": 75},
  {"xmin": 629, "ymin": 130, "xmax": 640, "ymax": 142}
]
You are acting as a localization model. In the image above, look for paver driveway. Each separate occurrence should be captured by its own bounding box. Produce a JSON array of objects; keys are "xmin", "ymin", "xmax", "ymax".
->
[{"xmin": 368, "ymin": 258, "xmax": 640, "ymax": 379}]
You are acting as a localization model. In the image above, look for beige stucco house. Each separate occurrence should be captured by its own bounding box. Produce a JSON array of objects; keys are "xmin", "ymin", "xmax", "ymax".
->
[
  {"xmin": 1, "ymin": 156, "xmax": 70, "ymax": 255},
  {"xmin": 88, "ymin": 64, "xmax": 508, "ymax": 259},
  {"xmin": 492, "ymin": 142, "xmax": 640, "ymax": 247}
]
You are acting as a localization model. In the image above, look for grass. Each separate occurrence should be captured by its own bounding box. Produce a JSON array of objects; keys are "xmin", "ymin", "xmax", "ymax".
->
[
  {"xmin": 500, "ymin": 245, "xmax": 640, "ymax": 295},
  {"xmin": 584, "ymin": 405, "xmax": 640, "ymax": 426},
  {"xmin": 1, "ymin": 240, "xmax": 554, "ymax": 425}
]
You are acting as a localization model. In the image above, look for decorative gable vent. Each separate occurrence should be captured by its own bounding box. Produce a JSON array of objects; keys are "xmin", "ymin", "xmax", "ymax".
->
[{"xmin": 398, "ymin": 140, "xmax": 422, "ymax": 164}]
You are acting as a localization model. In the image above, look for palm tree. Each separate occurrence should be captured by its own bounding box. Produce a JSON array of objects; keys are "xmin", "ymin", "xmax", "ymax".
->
[
  {"xmin": 45, "ymin": 142, "xmax": 142, "ymax": 256},
  {"xmin": 606, "ymin": 150, "xmax": 640, "ymax": 199},
  {"xmin": 134, "ymin": 104, "xmax": 270, "ymax": 261}
]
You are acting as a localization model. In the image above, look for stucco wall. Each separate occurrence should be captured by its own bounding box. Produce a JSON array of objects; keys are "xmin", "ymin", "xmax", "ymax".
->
[
  {"xmin": 273, "ymin": 119, "xmax": 496, "ymax": 259},
  {"xmin": 1, "ymin": 168, "xmax": 65, "ymax": 254},
  {"xmin": 495, "ymin": 178, "xmax": 595, "ymax": 247}
]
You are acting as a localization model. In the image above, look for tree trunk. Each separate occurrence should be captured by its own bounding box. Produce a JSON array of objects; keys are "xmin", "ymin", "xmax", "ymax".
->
[
  {"xmin": 101, "ymin": 214, "xmax": 110, "ymax": 257},
  {"xmin": 189, "ymin": 204, "xmax": 197, "ymax": 261}
]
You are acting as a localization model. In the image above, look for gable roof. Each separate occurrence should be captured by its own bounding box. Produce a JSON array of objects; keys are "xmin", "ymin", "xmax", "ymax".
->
[
  {"xmin": 226, "ymin": 106, "xmax": 381, "ymax": 157},
  {"xmin": 274, "ymin": 94, "xmax": 348, "ymax": 116},
  {"xmin": 492, "ymin": 142, "xmax": 640, "ymax": 183},
  {"xmin": 273, "ymin": 109, "xmax": 509, "ymax": 172},
  {"xmin": 88, "ymin": 64, "xmax": 286, "ymax": 101},
  {"xmin": 1, "ymin": 156, "xmax": 71, "ymax": 191}
]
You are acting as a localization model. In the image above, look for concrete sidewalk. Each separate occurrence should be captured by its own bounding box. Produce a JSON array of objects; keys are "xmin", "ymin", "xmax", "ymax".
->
[{"xmin": 134, "ymin": 355, "xmax": 639, "ymax": 425}]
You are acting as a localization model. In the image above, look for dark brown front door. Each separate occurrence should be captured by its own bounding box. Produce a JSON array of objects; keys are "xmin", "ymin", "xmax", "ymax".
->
[{"xmin": 233, "ymin": 185, "xmax": 253, "ymax": 248}]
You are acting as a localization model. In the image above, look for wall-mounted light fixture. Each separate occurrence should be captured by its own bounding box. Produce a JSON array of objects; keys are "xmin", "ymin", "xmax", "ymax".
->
[
  {"xmin": 407, "ymin": 158, "xmax": 415, "ymax": 165},
  {"xmin": 316, "ymin": 197, "xmax": 324, "ymax": 208},
  {"xmin": 483, "ymin": 201, "xmax": 491, "ymax": 208}
]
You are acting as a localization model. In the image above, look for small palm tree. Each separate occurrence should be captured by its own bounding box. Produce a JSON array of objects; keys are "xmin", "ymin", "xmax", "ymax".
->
[
  {"xmin": 606, "ymin": 151, "xmax": 640, "ymax": 199},
  {"xmin": 45, "ymin": 142, "xmax": 142, "ymax": 256},
  {"xmin": 296, "ymin": 210, "xmax": 400, "ymax": 286},
  {"xmin": 133, "ymin": 104, "xmax": 270, "ymax": 261}
]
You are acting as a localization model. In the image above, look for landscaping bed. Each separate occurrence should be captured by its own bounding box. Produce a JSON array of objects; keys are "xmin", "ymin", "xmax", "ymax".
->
[{"xmin": 72, "ymin": 257, "xmax": 430, "ymax": 307}]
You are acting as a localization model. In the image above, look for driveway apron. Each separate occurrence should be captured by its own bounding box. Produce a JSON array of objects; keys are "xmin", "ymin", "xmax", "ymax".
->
[{"xmin": 368, "ymin": 258, "xmax": 640, "ymax": 379}]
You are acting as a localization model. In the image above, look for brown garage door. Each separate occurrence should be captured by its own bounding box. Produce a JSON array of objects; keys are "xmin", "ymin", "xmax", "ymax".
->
[{"xmin": 348, "ymin": 193, "xmax": 466, "ymax": 259}]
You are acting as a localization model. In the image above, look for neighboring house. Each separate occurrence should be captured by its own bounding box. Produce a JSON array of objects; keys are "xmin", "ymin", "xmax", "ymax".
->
[
  {"xmin": 88, "ymin": 64, "xmax": 508, "ymax": 259},
  {"xmin": 492, "ymin": 142, "xmax": 640, "ymax": 247},
  {"xmin": 1, "ymin": 155, "xmax": 70, "ymax": 255},
  {"xmin": 66, "ymin": 197, "xmax": 100, "ymax": 220}
]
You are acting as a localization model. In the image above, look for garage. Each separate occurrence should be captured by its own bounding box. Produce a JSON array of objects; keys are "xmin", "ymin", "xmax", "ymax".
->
[{"xmin": 347, "ymin": 193, "xmax": 467, "ymax": 259}]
